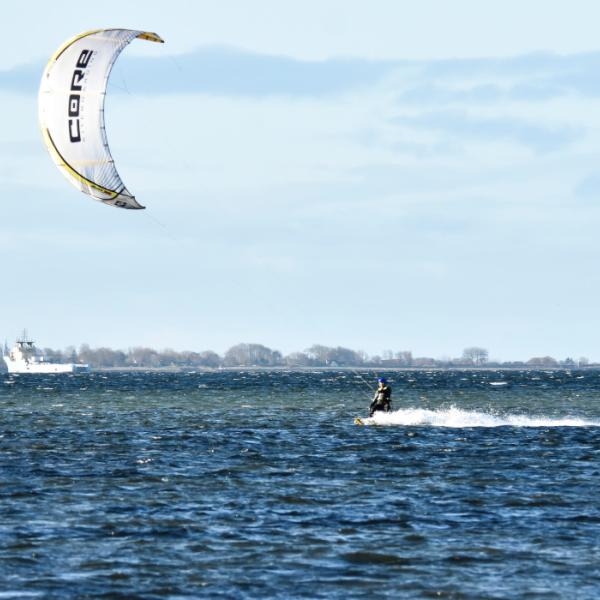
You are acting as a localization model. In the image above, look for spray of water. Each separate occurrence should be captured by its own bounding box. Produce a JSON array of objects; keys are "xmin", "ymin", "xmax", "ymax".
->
[{"xmin": 364, "ymin": 406, "xmax": 600, "ymax": 428}]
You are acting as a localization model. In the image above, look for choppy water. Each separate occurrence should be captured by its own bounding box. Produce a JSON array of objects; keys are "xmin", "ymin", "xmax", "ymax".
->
[{"xmin": 1, "ymin": 369, "xmax": 600, "ymax": 599}]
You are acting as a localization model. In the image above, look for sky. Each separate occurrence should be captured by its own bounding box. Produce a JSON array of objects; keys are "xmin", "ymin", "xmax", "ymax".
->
[{"xmin": 2, "ymin": 0, "xmax": 600, "ymax": 361}]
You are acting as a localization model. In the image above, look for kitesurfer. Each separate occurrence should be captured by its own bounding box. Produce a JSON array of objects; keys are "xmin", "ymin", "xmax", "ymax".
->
[{"xmin": 369, "ymin": 377, "xmax": 392, "ymax": 416}]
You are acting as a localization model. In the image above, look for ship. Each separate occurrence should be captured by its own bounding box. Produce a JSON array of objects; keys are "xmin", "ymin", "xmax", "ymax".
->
[{"xmin": 2, "ymin": 331, "xmax": 89, "ymax": 374}]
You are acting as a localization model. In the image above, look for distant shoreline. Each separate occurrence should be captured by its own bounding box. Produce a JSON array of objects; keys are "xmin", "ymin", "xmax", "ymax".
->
[
  {"xmin": 92, "ymin": 365, "xmax": 598, "ymax": 373},
  {"xmin": 3, "ymin": 365, "xmax": 596, "ymax": 375},
  {"xmin": 4, "ymin": 341, "xmax": 591, "ymax": 371}
]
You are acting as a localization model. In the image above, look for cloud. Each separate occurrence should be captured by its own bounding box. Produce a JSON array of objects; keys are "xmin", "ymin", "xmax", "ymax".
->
[
  {"xmin": 0, "ymin": 63, "xmax": 41, "ymax": 94},
  {"xmin": 4, "ymin": 46, "xmax": 600, "ymax": 101},
  {"xmin": 120, "ymin": 47, "xmax": 398, "ymax": 96},
  {"xmin": 574, "ymin": 173, "xmax": 600, "ymax": 200},
  {"xmin": 397, "ymin": 52, "xmax": 600, "ymax": 106},
  {"xmin": 1, "ymin": 46, "xmax": 397, "ymax": 97},
  {"xmin": 399, "ymin": 83, "xmax": 504, "ymax": 106},
  {"xmin": 397, "ymin": 109, "xmax": 581, "ymax": 153}
]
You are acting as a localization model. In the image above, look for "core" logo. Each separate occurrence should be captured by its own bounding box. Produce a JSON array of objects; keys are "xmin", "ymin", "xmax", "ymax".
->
[{"xmin": 68, "ymin": 49, "xmax": 93, "ymax": 143}]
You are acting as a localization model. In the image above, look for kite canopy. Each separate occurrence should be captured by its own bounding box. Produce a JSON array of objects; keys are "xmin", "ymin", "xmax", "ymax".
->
[{"xmin": 38, "ymin": 29, "xmax": 164, "ymax": 209}]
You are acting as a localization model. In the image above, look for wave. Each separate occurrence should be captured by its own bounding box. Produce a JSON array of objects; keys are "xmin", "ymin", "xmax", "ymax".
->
[{"xmin": 365, "ymin": 406, "xmax": 600, "ymax": 428}]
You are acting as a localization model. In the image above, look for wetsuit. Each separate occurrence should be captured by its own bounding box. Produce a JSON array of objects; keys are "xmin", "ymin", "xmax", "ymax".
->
[{"xmin": 369, "ymin": 385, "xmax": 392, "ymax": 416}]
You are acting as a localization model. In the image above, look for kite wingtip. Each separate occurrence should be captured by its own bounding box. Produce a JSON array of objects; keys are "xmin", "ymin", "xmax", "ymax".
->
[{"xmin": 138, "ymin": 32, "xmax": 164, "ymax": 44}]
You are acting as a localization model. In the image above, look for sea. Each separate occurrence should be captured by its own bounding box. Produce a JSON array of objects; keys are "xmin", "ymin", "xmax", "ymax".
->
[{"xmin": 1, "ymin": 369, "xmax": 599, "ymax": 599}]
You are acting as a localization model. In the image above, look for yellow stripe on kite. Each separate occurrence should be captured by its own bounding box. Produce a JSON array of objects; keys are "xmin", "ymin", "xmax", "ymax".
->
[
  {"xmin": 48, "ymin": 29, "xmax": 104, "ymax": 64},
  {"xmin": 136, "ymin": 32, "xmax": 165, "ymax": 43},
  {"xmin": 42, "ymin": 128, "xmax": 119, "ymax": 199},
  {"xmin": 47, "ymin": 29, "xmax": 164, "ymax": 65}
]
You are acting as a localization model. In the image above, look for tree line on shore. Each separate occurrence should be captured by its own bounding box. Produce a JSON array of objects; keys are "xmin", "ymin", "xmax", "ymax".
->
[{"xmin": 38, "ymin": 344, "xmax": 594, "ymax": 369}]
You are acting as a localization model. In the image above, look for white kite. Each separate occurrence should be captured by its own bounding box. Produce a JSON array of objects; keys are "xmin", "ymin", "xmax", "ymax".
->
[{"xmin": 38, "ymin": 29, "xmax": 164, "ymax": 209}]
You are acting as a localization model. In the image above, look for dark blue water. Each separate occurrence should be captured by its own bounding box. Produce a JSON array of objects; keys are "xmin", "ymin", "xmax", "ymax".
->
[{"xmin": 1, "ymin": 370, "xmax": 600, "ymax": 599}]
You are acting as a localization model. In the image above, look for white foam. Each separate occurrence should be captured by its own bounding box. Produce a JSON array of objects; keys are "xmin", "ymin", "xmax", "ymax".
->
[{"xmin": 365, "ymin": 406, "xmax": 600, "ymax": 428}]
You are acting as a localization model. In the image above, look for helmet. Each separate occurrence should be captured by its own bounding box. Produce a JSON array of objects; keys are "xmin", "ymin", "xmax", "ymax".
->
[{"xmin": 378, "ymin": 377, "xmax": 387, "ymax": 384}]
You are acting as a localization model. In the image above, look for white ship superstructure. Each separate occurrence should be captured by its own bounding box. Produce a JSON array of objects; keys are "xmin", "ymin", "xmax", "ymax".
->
[{"xmin": 2, "ymin": 332, "xmax": 89, "ymax": 374}]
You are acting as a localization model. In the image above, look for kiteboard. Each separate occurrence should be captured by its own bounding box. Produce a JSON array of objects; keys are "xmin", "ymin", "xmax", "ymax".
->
[{"xmin": 354, "ymin": 417, "xmax": 366, "ymax": 426}]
